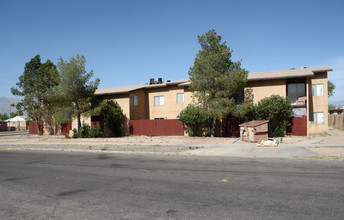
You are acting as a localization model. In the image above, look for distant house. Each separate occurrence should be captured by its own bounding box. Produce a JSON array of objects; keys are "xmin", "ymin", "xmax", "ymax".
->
[
  {"xmin": 6, "ymin": 116, "xmax": 28, "ymax": 131},
  {"xmin": 329, "ymin": 108, "xmax": 343, "ymax": 115},
  {"xmin": 71, "ymin": 66, "xmax": 331, "ymax": 137}
]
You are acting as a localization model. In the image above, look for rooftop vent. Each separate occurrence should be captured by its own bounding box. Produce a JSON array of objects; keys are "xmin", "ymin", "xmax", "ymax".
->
[
  {"xmin": 149, "ymin": 78, "xmax": 154, "ymax": 85},
  {"xmin": 158, "ymin": 78, "xmax": 163, "ymax": 84},
  {"xmin": 302, "ymin": 67, "xmax": 307, "ymax": 69},
  {"xmin": 290, "ymin": 68, "xmax": 296, "ymax": 70},
  {"xmin": 166, "ymin": 80, "xmax": 171, "ymax": 82}
]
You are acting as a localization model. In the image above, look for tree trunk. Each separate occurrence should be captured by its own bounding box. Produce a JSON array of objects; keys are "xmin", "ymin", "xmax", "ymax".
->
[
  {"xmin": 77, "ymin": 114, "xmax": 81, "ymax": 131},
  {"xmin": 37, "ymin": 119, "xmax": 42, "ymax": 135},
  {"xmin": 211, "ymin": 118, "xmax": 216, "ymax": 137}
]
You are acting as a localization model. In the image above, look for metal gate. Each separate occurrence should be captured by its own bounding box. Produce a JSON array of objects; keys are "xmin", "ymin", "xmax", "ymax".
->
[{"xmin": 286, "ymin": 116, "xmax": 307, "ymax": 136}]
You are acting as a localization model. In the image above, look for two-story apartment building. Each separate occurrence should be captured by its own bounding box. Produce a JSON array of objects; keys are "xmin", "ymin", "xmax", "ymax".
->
[{"xmin": 74, "ymin": 66, "xmax": 332, "ymax": 136}]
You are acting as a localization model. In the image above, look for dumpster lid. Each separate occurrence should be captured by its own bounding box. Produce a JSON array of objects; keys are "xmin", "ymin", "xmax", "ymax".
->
[{"xmin": 239, "ymin": 120, "xmax": 269, "ymax": 127}]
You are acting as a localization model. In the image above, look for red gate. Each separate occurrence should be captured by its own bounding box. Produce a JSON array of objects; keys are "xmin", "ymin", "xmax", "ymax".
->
[
  {"xmin": 286, "ymin": 116, "xmax": 307, "ymax": 136},
  {"xmin": 61, "ymin": 122, "xmax": 72, "ymax": 135},
  {"xmin": 130, "ymin": 119, "xmax": 184, "ymax": 136},
  {"xmin": 29, "ymin": 122, "xmax": 44, "ymax": 134}
]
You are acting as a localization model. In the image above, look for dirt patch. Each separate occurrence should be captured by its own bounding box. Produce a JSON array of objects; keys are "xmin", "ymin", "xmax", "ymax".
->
[
  {"xmin": 307, "ymin": 148, "xmax": 344, "ymax": 157},
  {"xmin": 0, "ymin": 134, "xmax": 237, "ymax": 144},
  {"xmin": 312, "ymin": 136, "xmax": 344, "ymax": 145}
]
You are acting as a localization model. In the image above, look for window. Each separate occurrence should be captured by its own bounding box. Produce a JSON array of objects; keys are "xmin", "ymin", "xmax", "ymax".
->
[
  {"xmin": 311, "ymin": 112, "xmax": 324, "ymax": 124},
  {"xmin": 176, "ymin": 93, "xmax": 184, "ymax": 103},
  {"xmin": 154, "ymin": 96, "xmax": 164, "ymax": 106},
  {"xmin": 287, "ymin": 83, "xmax": 305, "ymax": 103},
  {"xmin": 130, "ymin": 96, "xmax": 138, "ymax": 106},
  {"xmin": 311, "ymin": 84, "xmax": 324, "ymax": 96}
]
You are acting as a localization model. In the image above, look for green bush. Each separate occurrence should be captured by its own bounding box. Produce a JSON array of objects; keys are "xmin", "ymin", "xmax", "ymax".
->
[
  {"xmin": 273, "ymin": 127, "xmax": 285, "ymax": 137},
  {"xmin": 79, "ymin": 124, "xmax": 90, "ymax": 138},
  {"xmin": 94, "ymin": 100, "xmax": 123, "ymax": 137},
  {"xmin": 178, "ymin": 104, "xmax": 211, "ymax": 136},
  {"xmin": 72, "ymin": 128, "xmax": 78, "ymax": 138},
  {"xmin": 90, "ymin": 125, "xmax": 103, "ymax": 138},
  {"xmin": 72, "ymin": 124, "xmax": 92, "ymax": 138},
  {"xmin": 255, "ymin": 95, "xmax": 292, "ymax": 137}
]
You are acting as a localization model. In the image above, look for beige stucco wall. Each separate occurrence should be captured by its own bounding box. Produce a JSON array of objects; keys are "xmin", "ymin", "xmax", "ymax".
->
[
  {"xmin": 71, "ymin": 94, "xmax": 130, "ymax": 135},
  {"xmin": 102, "ymin": 93, "xmax": 130, "ymax": 120},
  {"xmin": 129, "ymin": 89, "xmax": 147, "ymax": 120},
  {"xmin": 308, "ymin": 72, "xmax": 328, "ymax": 134},
  {"xmin": 71, "ymin": 115, "xmax": 91, "ymax": 132},
  {"xmin": 148, "ymin": 85, "xmax": 192, "ymax": 119},
  {"xmin": 244, "ymin": 79, "xmax": 286, "ymax": 104}
]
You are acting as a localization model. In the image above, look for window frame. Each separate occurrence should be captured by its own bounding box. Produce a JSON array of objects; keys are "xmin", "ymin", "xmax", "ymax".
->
[
  {"xmin": 311, "ymin": 112, "xmax": 324, "ymax": 124},
  {"xmin": 311, "ymin": 83, "xmax": 324, "ymax": 97},
  {"xmin": 130, "ymin": 95, "xmax": 138, "ymax": 106},
  {"xmin": 154, "ymin": 95, "xmax": 164, "ymax": 106},
  {"xmin": 176, "ymin": 93, "xmax": 184, "ymax": 103}
]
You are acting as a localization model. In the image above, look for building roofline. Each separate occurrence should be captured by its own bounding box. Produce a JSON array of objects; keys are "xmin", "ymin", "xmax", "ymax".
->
[{"xmin": 95, "ymin": 66, "xmax": 332, "ymax": 95}]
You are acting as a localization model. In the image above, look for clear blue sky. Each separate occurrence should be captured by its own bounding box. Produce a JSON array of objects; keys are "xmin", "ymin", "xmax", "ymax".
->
[{"xmin": 1, "ymin": 0, "xmax": 343, "ymax": 102}]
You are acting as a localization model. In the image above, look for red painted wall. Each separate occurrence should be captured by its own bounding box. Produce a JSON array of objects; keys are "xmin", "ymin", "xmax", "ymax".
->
[
  {"xmin": 286, "ymin": 116, "xmax": 307, "ymax": 136},
  {"xmin": 0, "ymin": 121, "xmax": 7, "ymax": 131},
  {"xmin": 29, "ymin": 122, "xmax": 44, "ymax": 134},
  {"xmin": 61, "ymin": 122, "xmax": 72, "ymax": 134},
  {"xmin": 130, "ymin": 119, "xmax": 184, "ymax": 136}
]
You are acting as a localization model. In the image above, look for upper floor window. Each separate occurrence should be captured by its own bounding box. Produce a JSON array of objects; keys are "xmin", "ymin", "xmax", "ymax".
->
[
  {"xmin": 176, "ymin": 93, "xmax": 184, "ymax": 103},
  {"xmin": 287, "ymin": 83, "xmax": 305, "ymax": 103},
  {"xmin": 154, "ymin": 96, "xmax": 164, "ymax": 106},
  {"xmin": 130, "ymin": 96, "xmax": 138, "ymax": 106},
  {"xmin": 311, "ymin": 84, "xmax": 324, "ymax": 96}
]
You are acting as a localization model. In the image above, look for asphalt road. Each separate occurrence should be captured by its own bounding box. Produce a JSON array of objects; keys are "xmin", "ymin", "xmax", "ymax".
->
[{"xmin": 0, "ymin": 151, "xmax": 343, "ymax": 220}]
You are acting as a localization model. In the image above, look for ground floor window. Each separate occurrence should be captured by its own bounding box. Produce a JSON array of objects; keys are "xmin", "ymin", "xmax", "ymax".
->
[
  {"xmin": 287, "ymin": 83, "xmax": 305, "ymax": 103},
  {"xmin": 311, "ymin": 112, "xmax": 324, "ymax": 124}
]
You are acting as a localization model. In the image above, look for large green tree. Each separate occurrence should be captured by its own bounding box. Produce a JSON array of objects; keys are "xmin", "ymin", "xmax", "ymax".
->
[
  {"xmin": 188, "ymin": 29, "xmax": 248, "ymax": 136},
  {"xmin": 11, "ymin": 55, "xmax": 59, "ymax": 135},
  {"xmin": 57, "ymin": 55, "xmax": 100, "ymax": 130}
]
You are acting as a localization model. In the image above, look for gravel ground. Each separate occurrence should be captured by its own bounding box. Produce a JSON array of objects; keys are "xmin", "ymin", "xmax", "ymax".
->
[{"xmin": 0, "ymin": 130, "xmax": 342, "ymax": 157}]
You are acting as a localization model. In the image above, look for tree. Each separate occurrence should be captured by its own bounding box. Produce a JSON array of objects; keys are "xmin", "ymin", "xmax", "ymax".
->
[
  {"xmin": 57, "ymin": 55, "xmax": 100, "ymax": 130},
  {"xmin": 94, "ymin": 100, "xmax": 123, "ymax": 137},
  {"xmin": 0, "ymin": 113, "xmax": 9, "ymax": 121},
  {"xmin": 11, "ymin": 55, "xmax": 59, "ymax": 135},
  {"xmin": 9, "ymin": 111, "xmax": 23, "ymax": 118},
  {"xmin": 255, "ymin": 95, "xmax": 292, "ymax": 137},
  {"xmin": 328, "ymin": 81, "xmax": 335, "ymax": 97},
  {"xmin": 328, "ymin": 104, "xmax": 336, "ymax": 110},
  {"xmin": 188, "ymin": 29, "xmax": 248, "ymax": 136}
]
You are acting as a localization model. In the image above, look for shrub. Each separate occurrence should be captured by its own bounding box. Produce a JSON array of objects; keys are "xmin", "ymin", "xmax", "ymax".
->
[
  {"xmin": 64, "ymin": 133, "xmax": 70, "ymax": 139},
  {"xmin": 94, "ymin": 100, "xmax": 123, "ymax": 137},
  {"xmin": 178, "ymin": 104, "xmax": 211, "ymax": 136},
  {"xmin": 255, "ymin": 95, "xmax": 292, "ymax": 137},
  {"xmin": 79, "ymin": 124, "xmax": 90, "ymax": 138},
  {"xmin": 90, "ymin": 125, "xmax": 103, "ymax": 138},
  {"xmin": 72, "ymin": 128, "xmax": 78, "ymax": 138}
]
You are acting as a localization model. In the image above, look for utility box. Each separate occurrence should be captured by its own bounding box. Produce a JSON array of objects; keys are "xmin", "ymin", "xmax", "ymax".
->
[{"xmin": 239, "ymin": 120, "xmax": 269, "ymax": 142}]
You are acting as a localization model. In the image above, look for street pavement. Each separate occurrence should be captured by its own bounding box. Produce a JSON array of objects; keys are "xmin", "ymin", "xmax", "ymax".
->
[{"xmin": 0, "ymin": 151, "xmax": 343, "ymax": 219}]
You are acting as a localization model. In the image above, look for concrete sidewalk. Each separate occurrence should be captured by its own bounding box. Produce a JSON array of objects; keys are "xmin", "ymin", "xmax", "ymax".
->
[{"xmin": 181, "ymin": 129, "xmax": 344, "ymax": 158}]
